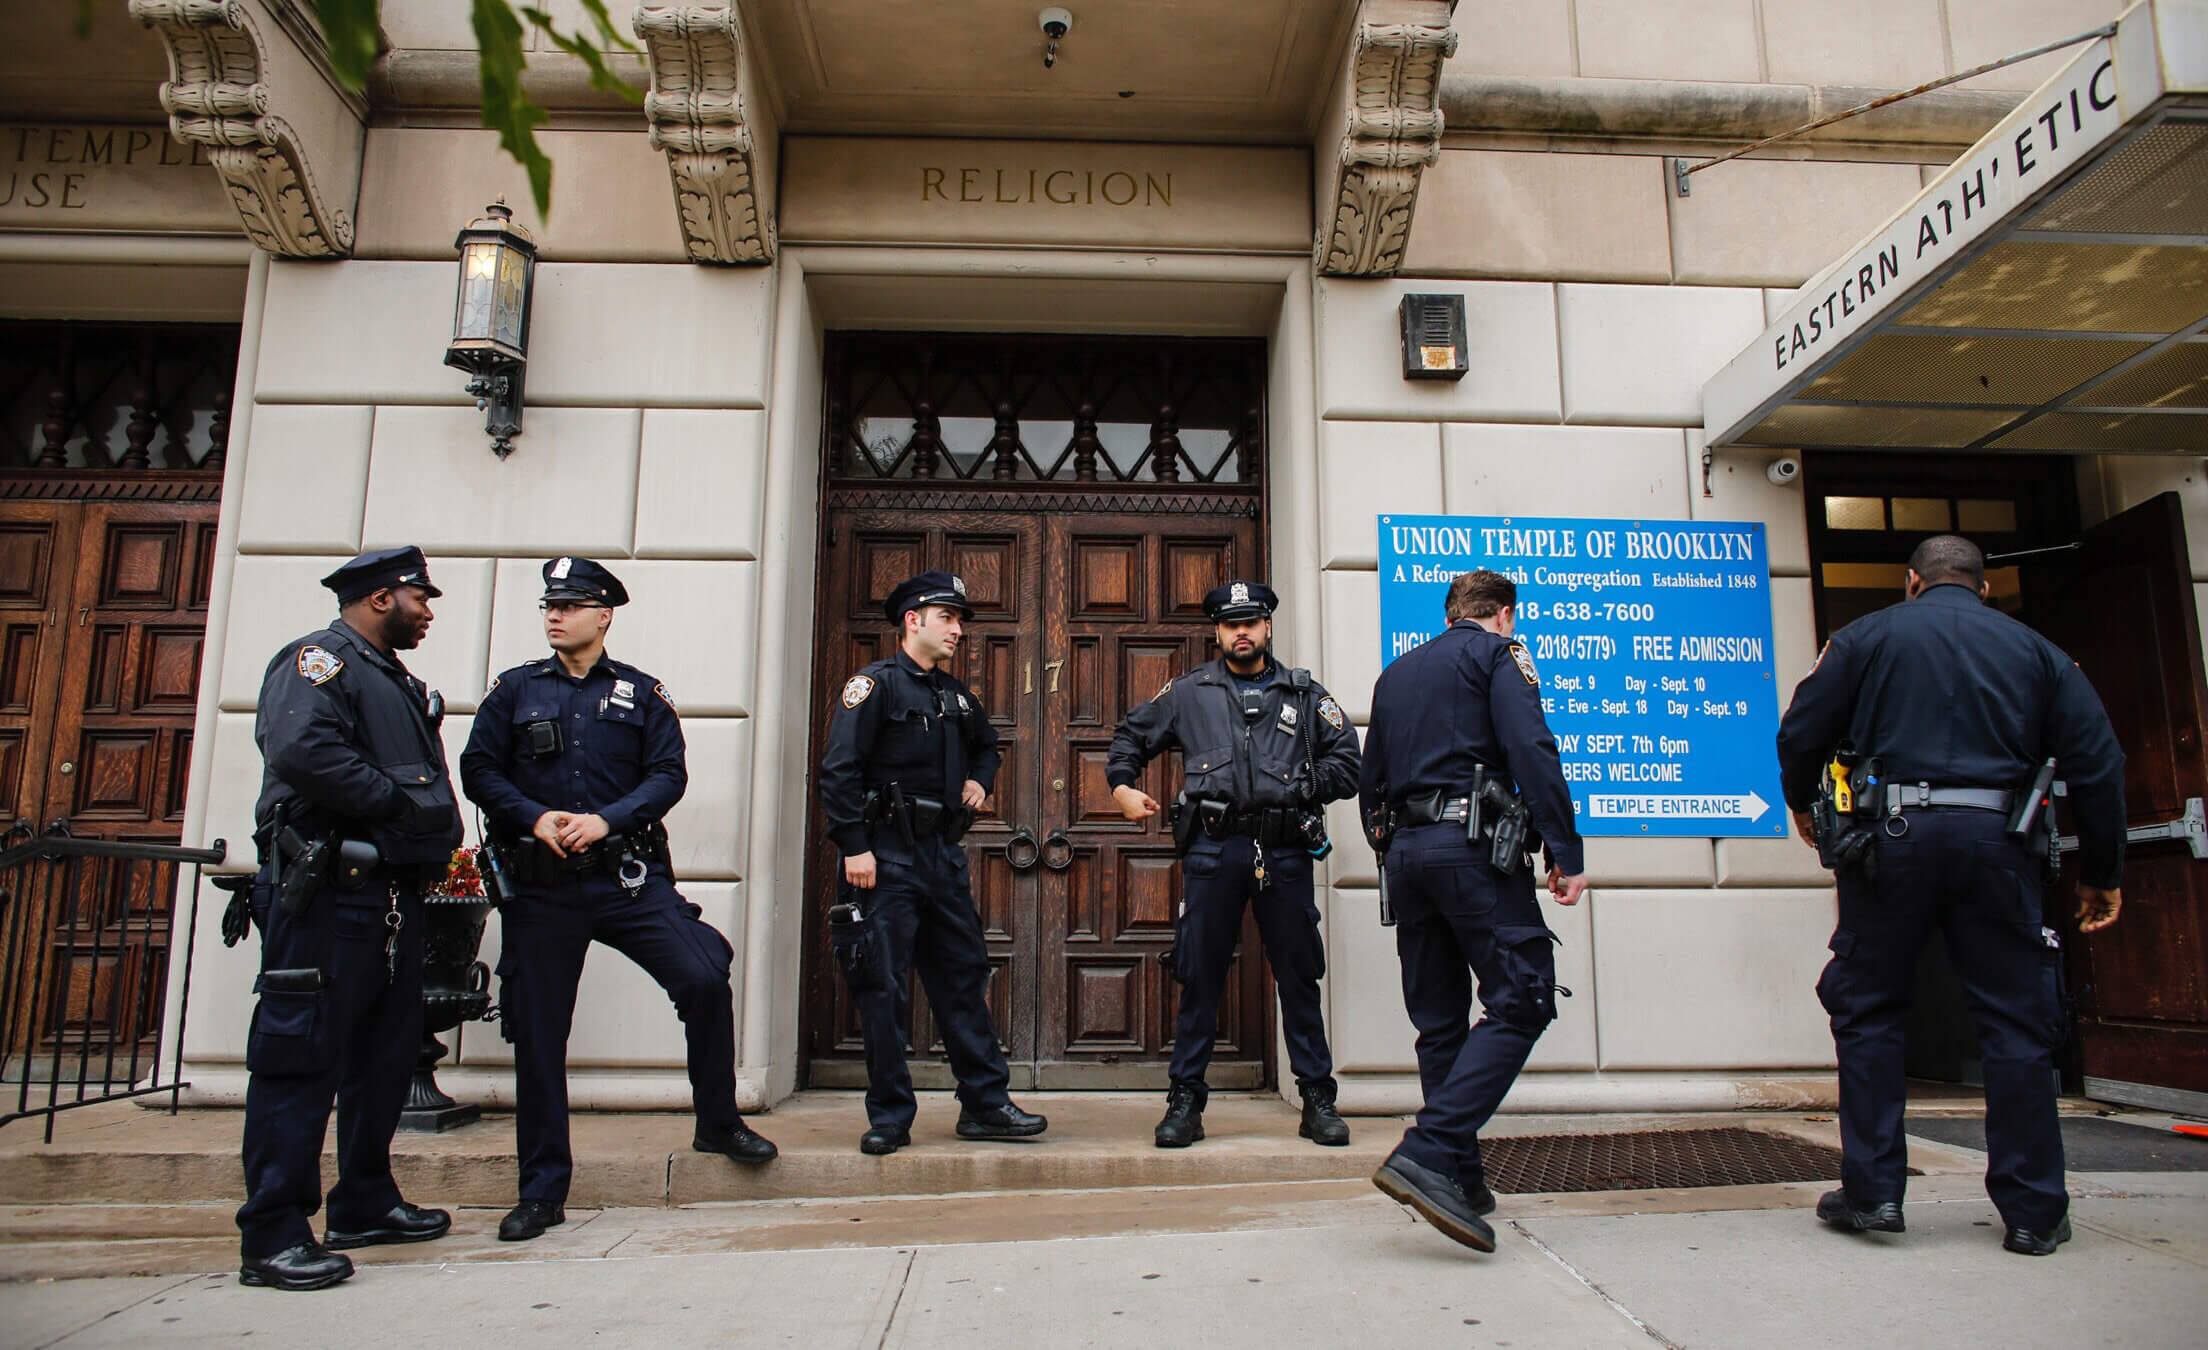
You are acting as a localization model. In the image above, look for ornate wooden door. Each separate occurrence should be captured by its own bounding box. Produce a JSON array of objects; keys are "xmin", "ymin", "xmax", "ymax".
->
[{"xmin": 802, "ymin": 331, "xmax": 1271, "ymax": 1091}]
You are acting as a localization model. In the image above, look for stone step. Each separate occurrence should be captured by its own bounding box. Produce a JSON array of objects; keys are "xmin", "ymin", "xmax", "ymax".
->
[{"xmin": 0, "ymin": 1092, "xmax": 1386, "ymax": 1209}]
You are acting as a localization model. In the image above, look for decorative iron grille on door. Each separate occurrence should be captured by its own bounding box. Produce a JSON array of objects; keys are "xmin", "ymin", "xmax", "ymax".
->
[
  {"xmin": 1, "ymin": 322, "xmax": 237, "ymax": 473},
  {"xmin": 823, "ymin": 333, "xmax": 1265, "ymax": 487}
]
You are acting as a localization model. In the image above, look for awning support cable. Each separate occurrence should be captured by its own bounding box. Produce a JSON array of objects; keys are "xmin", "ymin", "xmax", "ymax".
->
[{"xmin": 1671, "ymin": 23, "xmax": 2118, "ymax": 197}]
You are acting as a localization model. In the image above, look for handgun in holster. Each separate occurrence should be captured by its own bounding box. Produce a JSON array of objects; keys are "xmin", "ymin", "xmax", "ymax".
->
[
  {"xmin": 1477, "ymin": 778, "xmax": 1529, "ymax": 872},
  {"xmin": 275, "ymin": 825, "xmax": 330, "ymax": 917}
]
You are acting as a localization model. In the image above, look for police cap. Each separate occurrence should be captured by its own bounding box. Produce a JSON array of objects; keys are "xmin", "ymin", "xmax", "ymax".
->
[
  {"xmin": 1204, "ymin": 579, "xmax": 1276, "ymax": 623},
  {"xmin": 884, "ymin": 570, "xmax": 973, "ymax": 624},
  {"xmin": 321, "ymin": 546, "xmax": 441, "ymax": 604},
  {"xmin": 541, "ymin": 556, "xmax": 628, "ymax": 607}
]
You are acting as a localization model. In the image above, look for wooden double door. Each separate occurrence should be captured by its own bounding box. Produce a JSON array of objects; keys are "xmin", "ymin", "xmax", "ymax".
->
[
  {"xmin": 0, "ymin": 492, "xmax": 218, "ymax": 1061},
  {"xmin": 804, "ymin": 500, "xmax": 1269, "ymax": 1089}
]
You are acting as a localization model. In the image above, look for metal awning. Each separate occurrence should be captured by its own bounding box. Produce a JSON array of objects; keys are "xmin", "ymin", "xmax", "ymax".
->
[{"xmin": 1703, "ymin": 0, "xmax": 2208, "ymax": 454}]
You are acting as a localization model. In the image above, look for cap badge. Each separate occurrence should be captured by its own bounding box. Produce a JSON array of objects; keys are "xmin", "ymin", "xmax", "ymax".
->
[
  {"xmin": 1230, "ymin": 582, "xmax": 1249, "ymax": 605},
  {"xmin": 951, "ymin": 575, "xmax": 968, "ymax": 597},
  {"xmin": 551, "ymin": 557, "xmax": 573, "ymax": 579}
]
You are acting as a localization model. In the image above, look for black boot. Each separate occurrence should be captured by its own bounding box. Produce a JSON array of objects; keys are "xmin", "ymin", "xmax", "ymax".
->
[
  {"xmin": 238, "ymin": 1242, "xmax": 354, "ymax": 1291},
  {"xmin": 1816, "ymin": 1189, "xmax": 1905, "ymax": 1233},
  {"xmin": 1155, "ymin": 1082, "xmax": 1204, "ymax": 1148},
  {"xmin": 694, "ymin": 1117, "xmax": 779, "ymax": 1164},
  {"xmin": 956, "ymin": 1102, "xmax": 1049, "ymax": 1139},
  {"xmin": 1298, "ymin": 1081, "xmax": 1349, "ymax": 1147}
]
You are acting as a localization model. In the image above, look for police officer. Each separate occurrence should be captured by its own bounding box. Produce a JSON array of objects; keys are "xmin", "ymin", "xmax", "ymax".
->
[
  {"xmin": 236, "ymin": 546, "xmax": 461, "ymax": 1290},
  {"xmin": 1107, "ymin": 579, "xmax": 1361, "ymax": 1150},
  {"xmin": 1358, "ymin": 569, "xmax": 1587, "ymax": 1253},
  {"xmin": 1777, "ymin": 534, "xmax": 2125, "ymax": 1256},
  {"xmin": 818, "ymin": 571, "xmax": 1047, "ymax": 1155},
  {"xmin": 460, "ymin": 557, "xmax": 777, "ymax": 1243}
]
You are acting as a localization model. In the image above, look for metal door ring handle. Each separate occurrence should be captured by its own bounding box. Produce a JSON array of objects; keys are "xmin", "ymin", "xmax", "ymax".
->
[
  {"xmin": 1004, "ymin": 829, "xmax": 1040, "ymax": 872},
  {"xmin": 1042, "ymin": 830, "xmax": 1074, "ymax": 872}
]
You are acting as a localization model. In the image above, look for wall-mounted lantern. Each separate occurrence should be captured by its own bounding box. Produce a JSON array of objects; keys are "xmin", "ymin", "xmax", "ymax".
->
[
  {"xmin": 1399, "ymin": 293, "xmax": 1469, "ymax": 381},
  {"xmin": 443, "ymin": 202, "xmax": 537, "ymax": 458}
]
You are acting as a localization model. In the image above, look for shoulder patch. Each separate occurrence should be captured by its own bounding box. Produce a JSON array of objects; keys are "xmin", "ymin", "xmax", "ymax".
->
[
  {"xmin": 842, "ymin": 674, "xmax": 875, "ymax": 708},
  {"xmin": 655, "ymin": 682, "xmax": 677, "ymax": 711},
  {"xmin": 1509, "ymin": 643, "xmax": 1540, "ymax": 687},
  {"xmin": 1152, "ymin": 677, "xmax": 1173, "ymax": 702},
  {"xmin": 1317, "ymin": 696, "xmax": 1346, "ymax": 730},
  {"xmin": 296, "ymin": 646, "xmax": 342, "ymax": 686}
]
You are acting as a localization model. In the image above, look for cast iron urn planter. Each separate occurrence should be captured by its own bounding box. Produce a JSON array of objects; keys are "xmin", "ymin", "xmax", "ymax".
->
[{"xmin": 400, "ymin": 847, "xmax": 499, "ymax": 1132}]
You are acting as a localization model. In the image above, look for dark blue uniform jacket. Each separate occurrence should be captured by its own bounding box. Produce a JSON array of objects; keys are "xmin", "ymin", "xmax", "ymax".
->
[
  {"xmin": 1105, "ymin": 658, "xmax": 1361, "ymax": 811},
  {"xmin": 1775, "ymin": 583, "xmax": 2127, "ymax": 890},
  {"xmin": 460, "ymin": 654, "xmax": 686, "ymax": 840},
  {"xmin": 819, "ymin": 650, "xmax": 1001, "ymax": 858},
  {"xmin": 1358, "ymin": 621, "xmax": 1585, "ymax": 877},
  {"xmin": 253, "ymin": 618, "xmax": 463, "ymax": 868}
]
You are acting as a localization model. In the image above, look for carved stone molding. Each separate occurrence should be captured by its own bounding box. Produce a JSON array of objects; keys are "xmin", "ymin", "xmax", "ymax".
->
[
  {"xmin": 129, "ymin": 0, "xmax": 362, "ymax": 258},
  {"xmin": 1316, "ymin": 10, "xmax": 1458, "ymax": 277},
  {"xmin": 636, "ymin": 5, "xmax": 774, "ymax": 265}
]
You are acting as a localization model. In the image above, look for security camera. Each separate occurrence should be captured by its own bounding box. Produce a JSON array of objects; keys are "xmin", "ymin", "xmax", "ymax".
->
[
  {"xmin": 1766, "ymin": 456, "xmax": 1802, "ymax": 487},
  {"xmin": 1039, "ymin": 7, "xmax": 1073, "ymax": 40}
]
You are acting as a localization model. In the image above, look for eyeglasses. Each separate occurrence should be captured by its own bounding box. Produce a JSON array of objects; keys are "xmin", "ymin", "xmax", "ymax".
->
[{"xmin": 538, "ymin": 600, "xmax": 608, "ymax": 614}]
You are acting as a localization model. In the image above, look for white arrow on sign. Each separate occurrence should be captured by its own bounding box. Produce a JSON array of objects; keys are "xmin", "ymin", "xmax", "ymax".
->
[{"xmin": 1588, "ymin": 791, "xmax": 1771, "ymax": 820}]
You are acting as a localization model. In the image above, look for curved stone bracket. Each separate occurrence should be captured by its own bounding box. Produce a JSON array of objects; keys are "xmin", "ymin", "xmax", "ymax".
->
[
  {"xmin": 1316, "ymin": 9, "xmax": 1458, "ymax": 277},
  {"xmin": 637, "ymin": 5, "xmax": 774, "ymax": 266},
  {"xmin": 130, "ymin": 0, "xmax": 361, "ymax": 259}
]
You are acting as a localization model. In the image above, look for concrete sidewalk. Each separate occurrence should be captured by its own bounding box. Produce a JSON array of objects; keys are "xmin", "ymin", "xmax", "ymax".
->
[{"xmin": 3, "ymin": 1167, "xmax": 2201, "ymax": 1349}]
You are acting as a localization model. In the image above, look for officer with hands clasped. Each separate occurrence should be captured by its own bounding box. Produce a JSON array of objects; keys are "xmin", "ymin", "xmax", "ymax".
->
[
  {"xmin": 1359, "ymin": 569, "xmax": 1588, "ymax": 1253},
  {"xmin": 819, "ymin": 571, "xmax": 1048, "ymax": 1155},
  {"xmin": 1777, "ymin": 534, "xmax": 2126, "ymax": 1256},
  {"xmin": 235, "ymin": 546, "xmax": 461, "ymax": 1290},
  {"xmin": 1107, "ymin": 579, "xmax": 1361, "ymax": 1151},
  {"xmin": 461, "ymin": 557, "xmax": 776, "ymax": 1244}
]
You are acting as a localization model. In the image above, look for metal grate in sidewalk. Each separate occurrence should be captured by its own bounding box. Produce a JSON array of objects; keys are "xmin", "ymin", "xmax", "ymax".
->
[{"xmin": 1485, "ymin": 1126, "xmax": 1854, "ymax": 1194}]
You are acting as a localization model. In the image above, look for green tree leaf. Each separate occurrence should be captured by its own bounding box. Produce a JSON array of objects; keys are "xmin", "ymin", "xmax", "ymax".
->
[
  {"xmin": 474, "ymin": 0, "xmax": 552, "ymax": 216},
  {"xmin": 314, "ymin": 0, "xmax": 383, "ymax": 90},
  {"xmin": 520, "ymin": 5, "xmax": 644, "ymax": 103}
]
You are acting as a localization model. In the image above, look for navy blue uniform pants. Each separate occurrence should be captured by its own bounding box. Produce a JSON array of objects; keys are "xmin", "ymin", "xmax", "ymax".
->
[
  {"xmin": 1170, "ymin": 836, "xmax": 1334, "ymax": 1100},
  {"xmin": 1385, "ymin": 826, "xmax": 1560, "ymax": 1186},
  {"xmin": 1820, "ymin": 809, "xmax": 2067, "ymax": 1230},
  {"xmin": 236, "ymin": 867, "xmax": 425, "ymax": 1259},
  {"xmin": 855, "ymin": 843, "xmax": 1014, "ymax": 1131},
  {"xmin": 497, "ymin": 866, "xmax": 738, "ymax": 1205}
]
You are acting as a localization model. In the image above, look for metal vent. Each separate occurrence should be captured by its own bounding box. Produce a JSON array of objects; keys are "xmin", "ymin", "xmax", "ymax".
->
[
  {"xmin": 1990, "ymin": 409, "xmax": 2208, "ymax": 452},
  {"xmin": 2079, "ymin": 340, "xmax": 2208, "ymax": 408},
  {"xmin": 1805, "ymin": 333, "xmax": 2148, "ymax": 406},
  {"xmin": 1484, "ymin": 1126, "xmax": 1868, "ymax": 1194},
  {"xmin": 2024, "ymin": 119, "xmax": 2208, "ymax": 237}
]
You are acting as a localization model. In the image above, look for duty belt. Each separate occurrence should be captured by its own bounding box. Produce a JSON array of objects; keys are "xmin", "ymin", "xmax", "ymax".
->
[
  {"xmin": 1220, "ymin": 807, "xmax": 1306, "ymax": 847},
  {"xmin": 1397, "ymin": 795, "xmax": 1473, "ymax": 827},
  {"xmin": 1882, "ymin": 784, "xmax": 2014, "ymax": 815}
]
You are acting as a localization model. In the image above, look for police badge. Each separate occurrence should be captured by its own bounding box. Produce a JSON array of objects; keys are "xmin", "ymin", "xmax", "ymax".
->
[
  {"xmin": 842, "ymin": 675, "xmax": 875, "ymax": 708},
  {"xmin": 296, "ymin": 646, "xmax": 343, "ymax": 686}
]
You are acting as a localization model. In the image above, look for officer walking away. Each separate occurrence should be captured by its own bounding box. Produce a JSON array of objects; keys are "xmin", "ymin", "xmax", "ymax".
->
[
  {"xmin": 236, "ymin": 547, "xmax": 462, "ymax": 1290},
  {"xmin": 1358, "ymin": 569, "xmax": 1588, "ymax": 1253},
  {"xmin": 818, "ymin": 571, "xmax": 1047, "ymax": 1155},
  {"xmin": 462, "ymin": 558, "xmax": 777, "ymax": 1242},
  {"xmin": 1777, "ymin": 534, "xmax": 2125, "ymax": 1257},
  {"xmin": 1108, "ymin": 580, "xmax": 1362, "ymax": 1150}
]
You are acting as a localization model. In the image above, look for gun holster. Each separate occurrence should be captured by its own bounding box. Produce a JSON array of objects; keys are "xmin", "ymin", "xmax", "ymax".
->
[
  {"xmin": 276, "ymin": 832, "xmax": 330, "ymax": 917},
  {"xmin": 829, "ymin": 895, "xmax": 892, "ymax": 994}
]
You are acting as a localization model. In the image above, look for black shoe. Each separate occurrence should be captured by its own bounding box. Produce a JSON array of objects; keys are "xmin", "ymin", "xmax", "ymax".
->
[
  {"xmin": 860, "ymin": 1124, "xmax": 911, "ymax": 1155},
  {"xmin": 1298, "ymin": 1082, "xmax": 1350, "ymax": 1147},
  {"xmin": 239, "ymin": 1242, "xmax": 354, "ymax": 1290},
  {"xmin": 1461, "ymin": 1172, "xmax": 1498, "ymax": 1217},
  {"xmin": 1816, "ymin": 1189, "xmax": 1905, "ymax": 1233},
  {"xmin": 957, "ymin": 1102, "xmax": 1048, "ymax": 1140},
  {"xmin": 498, "ymin": 1200, "xmax": 565, "ymax": 1243},
  {"xmin": 1155, "ymin": 1083, "xmax": 1205, "ymax": 1149},
  {"xmin": 1374, "ymin": 1149, "xmax": 1496, "ymax": 1252},
  {"xmin": 693, "ymin": 1118, "xmax": 779, "ymax": 1164},
  {"xmin": 2003, "ymin": 1216, "xmax": 2072, "ymax": 1255},
  {"xmin": 324, "ymin": 1201, "xmax": 452, "ymax": 1250}
]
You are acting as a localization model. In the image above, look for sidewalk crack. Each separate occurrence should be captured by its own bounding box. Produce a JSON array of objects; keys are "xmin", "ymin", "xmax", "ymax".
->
[
  {"xmin": 873, "ymin": 1248, "xmax": 918, "ymax": 1350},
  {"xmin": 31, "ymin": 1271, "xmax": 207, "ymax": 1350},
  {"xmin": 1511, "ymin": 1220, "xmax": 1683, "ymax": 1350}
]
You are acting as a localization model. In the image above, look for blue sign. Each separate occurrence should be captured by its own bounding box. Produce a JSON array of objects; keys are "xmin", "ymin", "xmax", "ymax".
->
[{"xmin": 1378, "ymin": 514, "xmax": 1785, "ymax": 838}]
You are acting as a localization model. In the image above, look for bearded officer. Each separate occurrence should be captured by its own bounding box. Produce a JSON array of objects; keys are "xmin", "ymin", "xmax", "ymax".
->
[
  {"xmin": 1359, "ymin": 568, "xmax": 1588, "ymax": 1253},
  {"xmin": 461, "ymin": 557, "xmax": 777, "ymax": 1244},
  {"xmin": 1777, "ymin": 534, "xmax": 2126, "ymax": 1256},
  {"xmin": 1107, "ymin": 579, "xmax": 1362, "ymax": 1151},
  {"xmin": 236, "ymin": 546, "xmax": 461, "ymax": 1290},
  {"xmin": 819, "ymin": 571, "xmax": 1047, "ymax": 1155}
]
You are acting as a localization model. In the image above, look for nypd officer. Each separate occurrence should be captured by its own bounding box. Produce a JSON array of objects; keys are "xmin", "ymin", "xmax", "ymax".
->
[
  {"xmin": 819, "ymin": 571, "xmax": 1048, "ymax": 1155},
  {"xmin": 1359, "ymin": 569, "xmax": 1587, "ymax": 1253},
  {"xmin": 236, "ymin": 546, "xmax": 461, "ymax": 1290},
  {"xmin": 461, "ymin": 557, "xmax": 777, "ymax": 1243},
  {"xmin": 1107, "ymin": 579, "xmax": 1361, "ymax": 1150},
  {"xmin": 1777, "ymin": 534, "xmax": 2125, "ymax": 1256}
]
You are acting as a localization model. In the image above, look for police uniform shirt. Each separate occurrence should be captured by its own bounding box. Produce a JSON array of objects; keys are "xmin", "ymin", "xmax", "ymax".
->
[
  {"xmin": 1776, "ymin": 582, "xmax": 2127, "ymax": 889},
  {"xmin": 460, "ymin": 655, "xmax": 687, "ymax": 839},
  {"xmin": 253, "ymin": 617, "xmax": 463, "ymax": 867},
  {"xmin": 1358, "ymin": 621, "xmax": 1585, "ymax": 876},
  {"xmin": 1106, "ymin": 658, "xmax": 1362, "ymax": 811},
  {"xmin": 819, "ymin": 650, "xmax": 1001, "ymax": 856}
]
